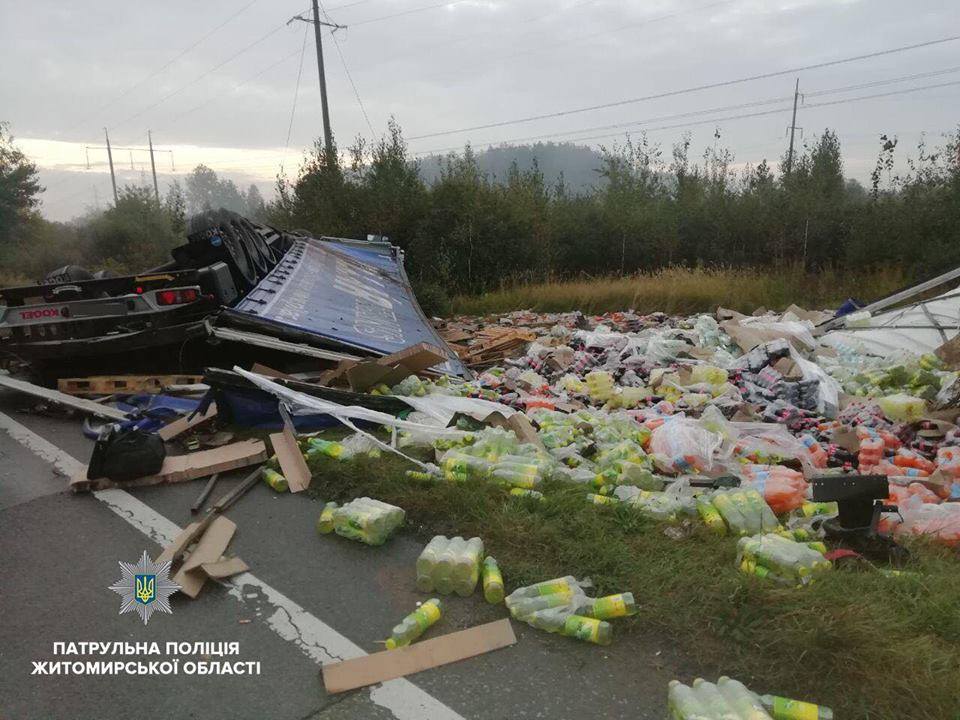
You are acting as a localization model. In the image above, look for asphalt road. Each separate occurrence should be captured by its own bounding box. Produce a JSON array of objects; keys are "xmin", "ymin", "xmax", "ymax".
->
[{"xmin": 0, "ymin": 392, "xmax": 689, "ymax": 720}]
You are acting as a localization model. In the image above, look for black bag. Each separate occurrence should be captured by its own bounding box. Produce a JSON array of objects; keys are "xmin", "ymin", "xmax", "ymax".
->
[{"xmin": 87, "ymin": 427, "xmax": 166, "ymax": 482}]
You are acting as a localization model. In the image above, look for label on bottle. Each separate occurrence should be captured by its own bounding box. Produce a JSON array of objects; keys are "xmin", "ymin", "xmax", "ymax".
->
[
  {"xmin": 413, "ymin": 602, "xmax": 441, "ymax": 631},
  {"xmin": 590, "ymin": 594, "xmax": 628, "ymax": 619},
  {"xmin": 770, "ymin": 696, "xmax": 819, "ymax": 720},
  {"xmin": 563, "ymin": 615, "xmax": 601, "ymax": 643},
  {"xmin": 536, "ymin": 579, "xmax": 572, "ymax": 596}
]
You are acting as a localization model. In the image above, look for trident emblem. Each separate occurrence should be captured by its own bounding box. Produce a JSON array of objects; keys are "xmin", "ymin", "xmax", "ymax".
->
[{"xmin": 135, "ymin": 574, "xmax": 156, "ymax": 605}]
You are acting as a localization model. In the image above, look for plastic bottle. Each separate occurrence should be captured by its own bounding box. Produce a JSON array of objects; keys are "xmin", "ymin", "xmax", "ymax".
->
[
  {"xmin": 508, "ymin": 591, "xmax": 575, "ymax": 619},
  {"xmin": 712, "ymin": 490, "xmax": 749, "ymax": 535},
  {"xmin": 509, "ymin": 487, "xmax": 545, "ymax": 501},
  {"xmin": 668, "ymin": 679, "xmax": 711, "ymax": 720},
  {"xmin": 587, "ymin": 493, "xmax": 619, "ymax": 506},
  {"xmin": 385, "ymin": 598, "xmax": 442, "ymax": 650},
  {"xmin": 759, "ymin": 694, "xmax": 834, "ymax": 720},
  {"xmin": 696, "ymin": 496, "xmax": 728, "ymax": 535},
  {"xmin": 482, "ymin": 556, "xmax": 505, "ymax": 604},
  {"xmin": 416, "ymin": 536, "xmax": 448, "ymax": 592},
  {"xmin": 561, "ymin": 615, "xmax": 612, "ymax": 645},
  {"xmin": 315, "ymin": 501, "xmax": 338, "ymax": 534},
  {"xmin": 507, "ymin": 575, "xmax": 579, "ymax": 601},
  {"xmin": 799, "ymin": 435, "xmax": 828, "ymax": 469},
  {"xmin": 717, "ymin": 677, "xmax": 773, "ymax": 720},
  {"xmin": 691, "ymin": 679, "xmax": 740, "ymax": 720},
  {"xmin": 580, "ymin": 592, "xmax": 637, "ymax": 620},
  {"xmin": 262, "ymin": 467, "xmax": 289, "ymax": 493},
  {"xmin": 453, "ymin": 537, "xmax": 484, "ymax": 596},
  {"xmin": 434, "ymin": 536, "xmax": 465, "ymax": 595},
  {"xmin": 305, "ymin": 438, "xmax": 344, "ymax": 459}
]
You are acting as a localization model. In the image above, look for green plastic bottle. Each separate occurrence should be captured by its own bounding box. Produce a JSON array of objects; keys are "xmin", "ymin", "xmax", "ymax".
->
[
  {"xmin": 385, "ymin": 598, "xmax": 442, "ymax": 649},
  {"xmin": 580, "ymin": 592, "xmax": 637, "ymax": 620},
  {"xmin": 561, "ymin": 615, "xmax": 612, "ymax": 645},
  {"xmin": 305, "ymin": 438, "xmax": 344, "ymax": 460},
  {"xmin": 262, "ymin": 468, "xmax": 288, "ymax": 493},
  {"xmin": 482, "ymin": 556, "xmax": 505, "ymax": 604},
  {"xmin": 315, "ymin": 501, "xmax": 338, "ymax": 534},
  {"xmin": 760, "ymin": 694, "xmax": 834, "ymax": 720}
]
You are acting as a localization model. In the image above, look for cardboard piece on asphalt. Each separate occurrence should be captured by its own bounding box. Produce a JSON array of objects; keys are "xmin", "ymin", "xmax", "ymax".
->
[
  {"xmin": 269, "ymin": 425, "xmax": 310, "ymax": 493},
  {"xmin": 322, "ymin": 619, "xmax": 516, "ymax": 694},
  {"xmin": 201, "ymin": 557, "xmax": 249, "ymax": 579},
  {"xmin": 72, "ymin": 438, "xmax": 266, "ymax": 491},
  {"xmin": 174, "ymin": 516, "xmax": 236, "ymax": 598},
  {"xmin": 158, "ymin": 403, "xmax": 218, "ymax": 441}
]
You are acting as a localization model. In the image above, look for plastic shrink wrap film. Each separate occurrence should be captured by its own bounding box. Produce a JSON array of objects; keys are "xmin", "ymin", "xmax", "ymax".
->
[
  {"xmin": 416, "ymin": 536, "xmax": 485, "ymax": 595},
  {"xmin": 669, "ymin": 676, "xmax": 775, "ymax": 719},
  {"xmin": 711, "ymin": 488, "xmax": 780, "ymax": 535},
  {"xmin": 650, "ymin": 418, "xmax": 722, "ymax": 473},
  {"xmin": 331, "ymin": 497, "xmax": 404, "ymax": 545},
  {"xmin": 736, "ymin": 533, "xmax": 831, "ymax": 585}
]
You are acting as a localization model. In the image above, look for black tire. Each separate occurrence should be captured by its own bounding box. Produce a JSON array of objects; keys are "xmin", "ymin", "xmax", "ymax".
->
[
  {"xmin": 43, "ymin": 265, "xmax": 94, "ymax": 285},
  {"xmin": 231, "ymin": 217, "xmax": 271, "ymax": 277}
]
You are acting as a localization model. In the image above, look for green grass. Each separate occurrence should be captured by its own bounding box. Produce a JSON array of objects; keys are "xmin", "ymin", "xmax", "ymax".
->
[
  {"xmin": 450, "ymin": 266, "xmax": 910, "ymax": 316},
  {"xmin": 307, "ymin": 451, "xmax": 960, "ymax": 720}
]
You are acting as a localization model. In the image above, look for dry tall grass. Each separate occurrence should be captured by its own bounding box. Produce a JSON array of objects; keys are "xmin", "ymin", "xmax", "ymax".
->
[{"xmin": 451, "ymin": 266, "xmax": 909, "ymax": 316}]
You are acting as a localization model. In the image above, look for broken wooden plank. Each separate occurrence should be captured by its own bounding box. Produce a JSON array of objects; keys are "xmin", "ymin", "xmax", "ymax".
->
[
  {"xmin": 211, "ymin": 466, "xmax": 265, "ymax": 513},
  {"xmin": 157, "ymin": 403, "xmax": 218, "ymax": 442},
  {"xmin": 0, "ymin": 373, "xmax": 128, "ymax": 421},
  {"xmin": 269, "ymin": 425, "xmax": 310, "ymax": 493},
  {"xmin": 190, "ymin": 473, "xmax": 220, "ymax": 514},
  {"xmin": 72, "ymin": 438, "xmax": 266, "ymax": 492},
  {"xmin": 322, "ymin": 619, "xmax": 516, "ymax": 694},
  {"xmin": 58, "ymin": 375, "xmax": 203, "ymax": 396}
]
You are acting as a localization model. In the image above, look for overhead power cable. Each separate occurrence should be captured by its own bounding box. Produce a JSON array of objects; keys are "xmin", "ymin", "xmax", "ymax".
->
[
  {"xmin": 60, "ymin": 0, "xmax": 261, "ymax": 139},
  {"xmin": 283, "ymin": 24, "xmax": 311, "ymax": 171},
  {"xmin": 348, "ymin": 0, "xmax": 473, "ymax": 27},
  {"xmin": 412, "ymin": 78, "xmax": 960, "ymax": 156},
  {"xmin": 407, "ymin": 34, "xmax": 960, "ymax": 141}
]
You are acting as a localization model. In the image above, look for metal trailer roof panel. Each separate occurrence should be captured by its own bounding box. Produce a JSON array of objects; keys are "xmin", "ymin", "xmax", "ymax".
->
[{"xmin": 226, "ymin": 238, "xmax": 468, "ymax": 376}]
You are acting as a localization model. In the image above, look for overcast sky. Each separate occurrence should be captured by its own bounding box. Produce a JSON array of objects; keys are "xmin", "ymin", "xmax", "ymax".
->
[{"xmin": 1, "ymin": 0, "xmax": 958, "ymax": 220}]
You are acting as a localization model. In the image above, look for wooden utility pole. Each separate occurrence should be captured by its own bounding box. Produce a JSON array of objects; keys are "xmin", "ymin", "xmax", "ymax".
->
[
  {"xmin": 785, "ymin": 78, "xmax": 800, "ymax": 175},
  {"xmin": 148, "ymin": 130, "xmax": 160, "ymax": 202},
  {"xmin": 104, "ymin": 127, "xmax": 118, "ymax": 204}
]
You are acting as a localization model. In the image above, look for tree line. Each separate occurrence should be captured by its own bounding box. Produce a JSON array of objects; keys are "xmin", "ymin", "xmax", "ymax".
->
[{"xmin": 2, "ymin": 119, "xmax": 959, "ymax": 305}]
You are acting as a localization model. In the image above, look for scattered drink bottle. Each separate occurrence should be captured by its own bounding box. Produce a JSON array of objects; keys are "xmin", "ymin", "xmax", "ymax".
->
[
  {"xmin": 482, "ymin": 556, "xmax": 505, "ymax": 604},
  {"xmin": 760, "ymin": 695, "xmax": 833, "ymax": 720},
  {"xmin": 561, "ymin": 615, "xmax": 612, "ymax": 645},
  {"xmin": 580, "ymin": 592, "xmax": 637, "ymax": 620},
  {"xmin": 315, "ymin": 501, "xmax": 338, "ymax": 534},
  {"xmin": 717, "ymin": 676, "xmax": 773, "ymax": 720},
  {"xmin": 416, "ymin": 536, "xmax": 447, "ymax": 592},
  {"xmin": 668, "ymin": 680, "xmax": 709, "ymax": 720},
  {"xmin": 696, "ymin": 496, "xmax": 727, "ymax": 535},
  {"xmin": 262, "ymin": 467, "xmax": 288, "ymax": 493},
  {"xmin": 510, "ymin": 487, "xmax": 545, "ymax": 501},
  {"xmin": 385, "ymin": 599, "xmax": 442, "ymax": 650},
  {"xmin": 691, "ymin": 678, "xmax": 740, "ymax": 720}
]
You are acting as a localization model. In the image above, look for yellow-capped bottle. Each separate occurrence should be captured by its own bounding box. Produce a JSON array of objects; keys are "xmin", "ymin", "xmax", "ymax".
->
[
  {"xmin": 262, "ymin": 467, "xmax": 289, "ymax": 493},
  {"xmin": 316, "ymin": 501, "xmax": 339, "ymax": 534},
  {"xmin": 696, "ymin": 496, "xmax": 727, "ymax": 535},
  {"xmin": 385, "ymin": 598, "xmax": 442, "ymax": 649},
  {"xmin": 482, "ymin": 556, "xmax": 505, "ymax": 604}
]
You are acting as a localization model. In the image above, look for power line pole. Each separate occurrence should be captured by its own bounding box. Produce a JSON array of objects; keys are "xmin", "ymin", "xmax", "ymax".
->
[
  {"xmin": 785, "ymin": 78, "xmax": 801, "ymax": 175},
  {"xmin": 291, "ymin": 5, "xmax": 346, "ymax": 157},
  {"xmin": 148, "ymin": 130, "xmax": 160, "ymax": 202},
  {"xmin": 104, "ymin": 127, "xmax": 118, "ymax": 204}
]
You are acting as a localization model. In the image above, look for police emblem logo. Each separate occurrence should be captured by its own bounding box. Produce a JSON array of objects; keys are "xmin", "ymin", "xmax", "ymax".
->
[{"xmin": 109, "ymin": 551, "xmax": 180, "ymax": 625}]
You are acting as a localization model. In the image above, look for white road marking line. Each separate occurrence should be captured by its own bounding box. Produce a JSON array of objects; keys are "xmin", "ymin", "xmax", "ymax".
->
[{"xmin": 0, "ymin": 411, "xmax": 466, "ymax": 720}]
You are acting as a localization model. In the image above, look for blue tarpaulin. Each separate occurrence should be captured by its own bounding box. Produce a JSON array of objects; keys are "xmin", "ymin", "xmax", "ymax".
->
[{"xmin": 224, "ymin": 238, "xmax": 468, "ymax": 376}]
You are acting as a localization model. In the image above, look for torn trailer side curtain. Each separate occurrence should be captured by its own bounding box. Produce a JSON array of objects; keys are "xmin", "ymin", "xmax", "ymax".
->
[{"xmin": 222, "ymin": 238, "xmax": 470, "ymax": 378}]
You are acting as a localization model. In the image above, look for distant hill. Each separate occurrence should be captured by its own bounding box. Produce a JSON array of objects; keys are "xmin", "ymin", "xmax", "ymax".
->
[{"xmin": 416, "ymin": 142, "xmax": 605, "ymax": 193}]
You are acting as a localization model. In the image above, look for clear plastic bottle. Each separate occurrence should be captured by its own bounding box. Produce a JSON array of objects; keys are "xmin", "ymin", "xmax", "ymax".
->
[
  {"xmin": 434, "ymin": 536, "xmax": 465, "ymax": 595},
  {"xmin": 385, "ymin": 598, "xmax": 442, "ymax": 650},
  {"xmin": 668, "ymin": 679, "xmax": 710, "ymax": 720},
  {"xmin": 482, "ymin": 556, "xmax": 505, "ymax": 604},
  {"xmin": 453, "ymin": 537, "xmax": 484, "ymax": 596},
  {"xmin": 416, "ymin": 536, "xmax": 448, "ymax": 592},
  {"xmin": 691, "ymin": 679, "xmax": 740, "ymax": 720},
  {"xmin": 717, "ymin": 677, "xmax": 773, "ymax": 720},
  {"xmin": 561, "ymin": 615, "xmax": 612, "ymax": 645}
]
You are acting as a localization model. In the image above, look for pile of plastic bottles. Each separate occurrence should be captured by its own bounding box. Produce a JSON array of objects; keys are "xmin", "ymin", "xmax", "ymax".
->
[
  {"xmin": 505, "ymin": 576, "xmax": 637, "ymax": 646},
  {"xmin": 668, "ymin": 676, "xmax": 833, "ymax": 720},
  {"xmin": 736, "ymin": 533, "xmax": 832, "ymax": 586},
  {"xmin": 416, "ymin": 536, "xmax": 485, "ymax": 595},
  {"xmin": 316, "ymin": 497, "xmax": 405, "ymax": 546}
]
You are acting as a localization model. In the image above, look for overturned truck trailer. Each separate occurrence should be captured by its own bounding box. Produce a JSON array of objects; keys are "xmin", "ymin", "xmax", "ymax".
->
[{"xmin": 0, "ymin": 209, "xmax": 466, "ymax": 378}]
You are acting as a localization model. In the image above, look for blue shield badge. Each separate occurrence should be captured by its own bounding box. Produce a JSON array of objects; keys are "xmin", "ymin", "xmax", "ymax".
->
[{"xmin": 135, "ymin": 574, "xmax": 156, "ymax": 605}]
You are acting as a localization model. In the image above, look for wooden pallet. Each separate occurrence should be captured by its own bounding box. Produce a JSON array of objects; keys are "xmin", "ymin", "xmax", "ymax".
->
[{"xmin": 58, "ymin": 375, "xmax": 204, "ymax": 396}]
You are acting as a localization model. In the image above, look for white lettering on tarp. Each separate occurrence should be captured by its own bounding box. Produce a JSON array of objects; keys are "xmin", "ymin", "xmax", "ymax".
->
[{"xmin": 331, "ymin": 257, "xmax": 404, "ymax": 344}]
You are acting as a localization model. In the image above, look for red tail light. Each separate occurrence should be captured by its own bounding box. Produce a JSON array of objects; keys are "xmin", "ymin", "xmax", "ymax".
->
[{"xmin": 156, "ymin": 288, "xmax": 200, "ymax": 306}]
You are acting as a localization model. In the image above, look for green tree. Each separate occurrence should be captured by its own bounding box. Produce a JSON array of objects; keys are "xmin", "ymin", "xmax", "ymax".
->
[{"xmin": 0, "ymin": 122, "xmax": 42, "ymax": 244}]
